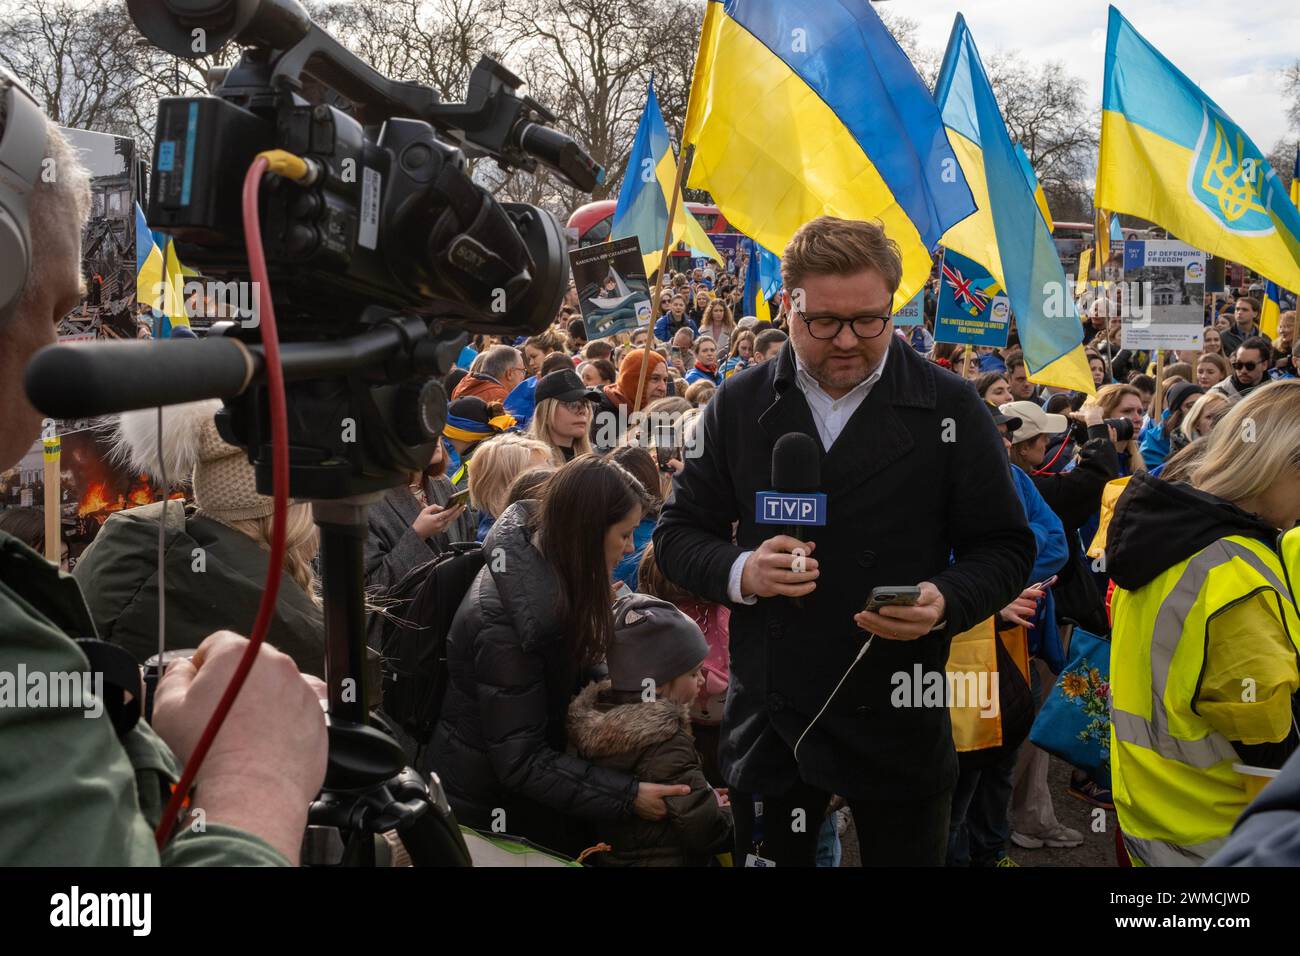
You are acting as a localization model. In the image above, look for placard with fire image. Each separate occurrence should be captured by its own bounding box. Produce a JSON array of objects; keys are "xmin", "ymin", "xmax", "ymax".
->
[{"xmin": 0, "ymin": 424, "xmax": 184, "ymax": 572}]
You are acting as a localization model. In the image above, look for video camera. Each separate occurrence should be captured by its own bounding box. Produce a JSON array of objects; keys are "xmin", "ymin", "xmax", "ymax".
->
[{"xmin": 132, "ymin": 0, "xmax": 599, "ymax": 339}]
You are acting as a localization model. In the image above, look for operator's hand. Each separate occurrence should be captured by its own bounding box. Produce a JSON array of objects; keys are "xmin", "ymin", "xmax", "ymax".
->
[
  {"xmin": 854, "ymin": 581, "xmax": 946, "ymax": 641},
  {"xmin": 152, "ymin": 631, "xmax": 328, "ymax": 864},
  {"xmin": 739, "ymin": 536, "xmax": 819, "ymax": 599},
  {"xmin": 998, "ymin": 586, "xmax": 1045, "ymax": 628},
  {"xmin": 413, "ymin": 502, "xmax": 465, "ymax": 539}
]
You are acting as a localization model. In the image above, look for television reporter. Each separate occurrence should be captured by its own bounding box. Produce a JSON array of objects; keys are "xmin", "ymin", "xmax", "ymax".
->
[{"xmin": 653, "ymin": 217, "xmax": 1034, "ymax": 866}]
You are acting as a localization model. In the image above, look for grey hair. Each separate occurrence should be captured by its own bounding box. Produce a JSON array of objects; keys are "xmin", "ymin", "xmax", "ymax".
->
[
  {"xmin": 480, "ymin": 343, "xmax": 523, "ymax": 381},
  {"xmin": 1, "ymin": 75, "xmax": 92, "ymax": 323}
]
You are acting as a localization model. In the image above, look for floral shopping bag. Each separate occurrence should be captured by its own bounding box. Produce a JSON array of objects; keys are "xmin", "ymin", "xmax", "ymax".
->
[{"xmin": 1028, "ymin": 627, "xmax": 1111, "ymax": 787}]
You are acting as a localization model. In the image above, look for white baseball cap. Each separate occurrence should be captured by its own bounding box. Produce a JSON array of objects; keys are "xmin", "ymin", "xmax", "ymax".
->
[{"xmin": 1002, "ymin": 400, "xmax": 1069, "ymax": 443}]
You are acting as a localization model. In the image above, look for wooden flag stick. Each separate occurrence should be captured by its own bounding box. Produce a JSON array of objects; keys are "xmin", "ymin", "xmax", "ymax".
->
[
  {"xmin": 1153, "ymin": 349, "xmax": 1166, "ymax": 423},
  {"xmin": 631, "ymin": 141, "xmax": 692, "ymax": 414},
  {"xmin": 42, "ymin": 436, "xmax": 61, "ymax": 564}
]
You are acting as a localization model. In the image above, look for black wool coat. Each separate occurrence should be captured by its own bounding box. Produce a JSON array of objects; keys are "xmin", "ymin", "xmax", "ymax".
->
[{"xmin": 653, "ymin": 337, "xmax": 1035, "ymax": 801}]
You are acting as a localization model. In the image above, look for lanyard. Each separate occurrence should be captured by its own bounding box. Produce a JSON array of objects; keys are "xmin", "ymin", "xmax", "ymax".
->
[{"xmin": 751, "ymin": 794, "xmax": 765, "ymax": 855}]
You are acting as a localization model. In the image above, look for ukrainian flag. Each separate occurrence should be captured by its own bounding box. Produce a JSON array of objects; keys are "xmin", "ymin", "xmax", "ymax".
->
[
  {"xmin": 1097, "ymin": 6, "xmax": 1300, "ymax": 292},
  {"xmin": 1261, "ymin": 280, "xmax": 1282, "ymax": 340},
  {"xmin": 740, "ymin": 236, "xmax": 780, "ymax": 322},
  {"xmin": 158, "ymin": 237, "xmax": 193, "ymax": 337},
  {"xmin": 1292, "ymin": 148, "xmax": 1299, "ymax": 210},
  {"xmin": 611, "ymin": 80, "xmax": 722, "ymax": 278},
  {"xmin": 934, "ymin": 15, "xmax": 1094, "ymax": 393},
  {"xmin": 683, "ymin": 0, "xmax": 974, "ymax": 310},
  {"xmin": 1014, "ymin": 143, "xmax": 1053, "ymax": 231},
  {"xmin": 135, "ymin": 202, "xmax": 164, "ymax": 325}
]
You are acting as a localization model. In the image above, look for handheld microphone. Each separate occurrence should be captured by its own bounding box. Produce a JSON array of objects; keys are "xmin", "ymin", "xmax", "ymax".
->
[{"xmin": 756, "ymin": 432, "xmax": 825, "ymax": 606}]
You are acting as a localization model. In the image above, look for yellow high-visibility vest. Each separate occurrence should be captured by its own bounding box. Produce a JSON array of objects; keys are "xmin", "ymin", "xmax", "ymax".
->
[{"xmin": 1110, "ymin": 533, "xmax": 1300, "ymax": 865}]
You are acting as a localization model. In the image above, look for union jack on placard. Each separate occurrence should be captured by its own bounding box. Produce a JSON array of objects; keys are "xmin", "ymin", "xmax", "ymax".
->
[{"xmin": 941, "ymin": 261, "xmax": 992, "ymax": 316}]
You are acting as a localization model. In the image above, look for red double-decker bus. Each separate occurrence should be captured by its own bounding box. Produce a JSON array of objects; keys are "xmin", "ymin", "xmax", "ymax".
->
[{"xmin": 566, "ymin": 200, "xmax": 737, "ymax": 264}]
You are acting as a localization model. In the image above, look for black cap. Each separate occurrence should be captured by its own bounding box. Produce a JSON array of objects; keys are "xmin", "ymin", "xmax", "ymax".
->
[
  {"xmin": 987, "ymin": 402, "xmax": 1022, "ymax": 435},
  {"xmin": 536, "ymin": 368, "xmax": 600, "ymax": 405},
  {"xmin": 448, "ymin": 395, "xmax": 492, "ymax": 425},
  {"xmin": 1166, "ymin": 381, "xmax": 1206, "ymax": 413}
]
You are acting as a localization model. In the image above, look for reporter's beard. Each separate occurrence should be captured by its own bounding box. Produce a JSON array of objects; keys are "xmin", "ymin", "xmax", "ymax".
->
[{"xmin": 804, "ymin": 352, "xmax": 873, "ymax": 393}]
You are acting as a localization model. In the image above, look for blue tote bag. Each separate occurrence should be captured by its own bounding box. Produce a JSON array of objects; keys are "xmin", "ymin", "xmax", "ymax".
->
[{"xmin": 1029, "ymin": 627, "xmax": 1111, "ymax": 787}]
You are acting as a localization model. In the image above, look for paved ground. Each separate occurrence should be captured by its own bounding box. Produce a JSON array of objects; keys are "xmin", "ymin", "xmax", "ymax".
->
[{"xmin": 840, "ymin": 755, "xmax": 1119, "ymax": 867}]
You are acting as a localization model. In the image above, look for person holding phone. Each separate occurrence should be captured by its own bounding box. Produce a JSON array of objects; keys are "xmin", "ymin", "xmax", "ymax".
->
[
  {"xmin": 654, "ymin": 217, "xmax": 1034, "ymax": 866},
  {"xmin": 365, "ymin": 439, "xmax": 473, "ymax": 599}
]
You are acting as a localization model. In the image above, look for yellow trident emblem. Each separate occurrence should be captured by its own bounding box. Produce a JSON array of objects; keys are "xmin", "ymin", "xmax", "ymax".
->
[{"xmin": 1201, "ymin": 118, "xmax": 1268, "ymax": 223}]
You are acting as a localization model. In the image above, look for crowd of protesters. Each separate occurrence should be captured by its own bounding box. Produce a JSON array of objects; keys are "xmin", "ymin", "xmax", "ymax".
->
[{"xmin": 5, "ymin": 97, "xmax": 1300, "ymax": 868}]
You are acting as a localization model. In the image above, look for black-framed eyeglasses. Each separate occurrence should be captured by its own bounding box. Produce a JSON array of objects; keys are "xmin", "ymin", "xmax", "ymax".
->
[
  {"xmin": 559, "ymin": 399, "xmax": 592, "ymax": 414},
  {"xmin": 795, "ymin": 310, "xmax": 891, "ymax": 340},
  {"xmin": 1231, "ymin": 360, "xmax": 1259, "ymax": 372}
]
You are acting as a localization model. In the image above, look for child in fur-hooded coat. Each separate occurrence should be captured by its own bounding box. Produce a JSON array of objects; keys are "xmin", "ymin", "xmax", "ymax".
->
[{"xmin": 567, "ymin": 595, "xmax": 732, "ymax": 866}]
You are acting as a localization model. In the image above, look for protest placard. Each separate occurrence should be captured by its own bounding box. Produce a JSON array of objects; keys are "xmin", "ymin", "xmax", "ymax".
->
[
  {"xmin": 1121, "ymin": 239, "xmax": 1205, "ymax": 350},
  {"xmin": 933, "ymin": 248, "xmax": 1011, "ymax": 347},
  {"xmin": 568, "ymin": 236, "xmax": 653, "ymax": 339}
]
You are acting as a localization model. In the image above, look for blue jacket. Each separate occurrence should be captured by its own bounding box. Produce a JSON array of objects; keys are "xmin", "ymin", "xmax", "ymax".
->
[
  {"xmin": 613, "ymin": 516, "xmax": 656, "ymax": 590},
  {"xmin": 684, "ymin": 365, "xmax": 721, "ymax": 387},
  {"xmin": 655, "ymin": 314, "xmax": 698, "ymax": 343},
  {"xmin": 1011, "ymin": 464, "xmax": 1070, "ymax": 671},
  {"xmin": 475, "ymin": 509, "xmax": 495, "ymax": 543},
  {"xmin": 978, "ymin": 352, "xmax": 1006, "ymax": 374},
  {"xmin": 1138, "ymin": 412, "xmax": 1171, "ymax": 470},
  {"xmin": 504, "ymin": 375, "xmax": 538, "ymax": 429}
]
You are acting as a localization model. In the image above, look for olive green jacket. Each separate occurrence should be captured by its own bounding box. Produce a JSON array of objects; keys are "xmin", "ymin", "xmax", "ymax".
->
[{"xmin": 0, "ymin": 531, "xmax": 287, "ymax": 866}]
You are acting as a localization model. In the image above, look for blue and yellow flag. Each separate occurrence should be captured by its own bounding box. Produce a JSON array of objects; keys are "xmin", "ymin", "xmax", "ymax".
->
[
  {"xmin": 1097, "ymin": 6, "xmax": 1300, "ymax": 292},
  {"xmin": 611, "ymin": 80, "xmax": 722, "ymax": 278},
  {"xmin": 1261, "ymin": 280, "xmax": 1282, "ymax": 340},
  {"xmin": 158, "ymin": 237, "xmax": 192, "ymax": 337},
  {"xmin": 1292, "ymin": 148, "xmax": 1299, "ymax": 210},
  {"xmin": 135, "ymin": 203, "xmax": 164, "ymax": 325},
  {"xmin": 740, "ymin": 236, "xmax": 780, "ymax": 323},
  {"xmin": 683, "ymin": 0, "xmax": 975, "ymax": 310},
  {"xmin": 934, "ymin": 15, "xmax": 1094, "ymax": 393},
  {"xmin": 1014, "ymin": 144, "xmax": 1053, "ymax": 231}
]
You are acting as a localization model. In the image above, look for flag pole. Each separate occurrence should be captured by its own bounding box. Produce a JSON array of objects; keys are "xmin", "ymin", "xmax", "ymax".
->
[
  {"xmin": 1153, "ymin": 349, "xmax": 1166, "ymax": 421},
  {"xmin": 42, "ymin": 436, "xmax": 61, "ymax": 564},
  {"xmin": 631, "ymin": 141, "xmax": 691, "ymax": 412}
]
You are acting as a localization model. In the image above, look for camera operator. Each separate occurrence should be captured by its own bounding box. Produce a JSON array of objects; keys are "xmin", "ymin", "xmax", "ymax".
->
[{"xmin": 0, "ymin": 82, "xmax": 326, "ymax": 864}]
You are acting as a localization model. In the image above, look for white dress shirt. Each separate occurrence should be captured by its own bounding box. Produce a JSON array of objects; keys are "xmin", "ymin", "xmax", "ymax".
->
[{"xmin": 726, "ymin": 346, "xmax": 889, "ymax": 603}]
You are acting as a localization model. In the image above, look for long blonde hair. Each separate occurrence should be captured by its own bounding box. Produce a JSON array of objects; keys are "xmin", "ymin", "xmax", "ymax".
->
[
  {"xmin": 528, "ymin": 396, "xmax": 593, "ymax": 464},
  {"xmin": 226, "ymin": 502, "xmax": 321, "ymax": 604},
  {"xmin": 1191, "ymin": 381, "xmax": 1300, "ymax": 510},
  {"xmin": 1087, "ymin": 383, "xmax": 1146, "ymax": 472}
]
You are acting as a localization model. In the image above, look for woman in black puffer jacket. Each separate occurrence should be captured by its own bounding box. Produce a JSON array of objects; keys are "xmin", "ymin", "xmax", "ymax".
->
[{"xmin": 425, "ymin": 454, "xmax": 692, "ymax": 857}]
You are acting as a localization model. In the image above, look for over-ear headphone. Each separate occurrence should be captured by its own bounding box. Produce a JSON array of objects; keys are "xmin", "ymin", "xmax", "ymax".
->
[{"xmin": 0, "ymin": 66, "xmax": 47, "ymax": 323}]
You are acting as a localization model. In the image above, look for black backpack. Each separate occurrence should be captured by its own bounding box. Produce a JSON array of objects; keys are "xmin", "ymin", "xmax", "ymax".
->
[{"xmin": 375, "ymin": 542, "xmax": 485, "ymax": 745}]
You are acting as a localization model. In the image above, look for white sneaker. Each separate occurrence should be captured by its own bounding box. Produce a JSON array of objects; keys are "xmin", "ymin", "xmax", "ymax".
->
[
  {"xmin": 1010, "ymin": 830, "xmax": 1044, "ymax": 849},
  {"xmin": 1013, "ymin": 825, "xmax": 1084, "ymax": 849}
]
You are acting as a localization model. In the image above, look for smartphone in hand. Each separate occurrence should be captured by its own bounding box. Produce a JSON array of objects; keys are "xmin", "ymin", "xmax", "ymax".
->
[{"xmin": 862, "ymin": 585, "xmax": 922, "ymax": 614}]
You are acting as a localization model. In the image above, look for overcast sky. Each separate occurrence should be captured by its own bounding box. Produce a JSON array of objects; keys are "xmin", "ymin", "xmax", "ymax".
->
[{"xmin": 899, "ymin": 0, "xmax": 1298, "ymax": 152}]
